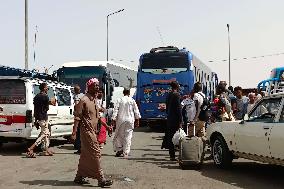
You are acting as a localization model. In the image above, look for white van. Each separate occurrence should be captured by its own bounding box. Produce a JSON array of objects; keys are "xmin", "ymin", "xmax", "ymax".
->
[{"xmin": 0, "ymin": 76, "xmax": 74, "ymax": 147}]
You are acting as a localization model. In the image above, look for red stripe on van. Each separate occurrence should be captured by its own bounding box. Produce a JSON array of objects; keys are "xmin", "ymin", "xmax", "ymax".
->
[
  {"xmin": 0, "ymin": 115, "xmax": 26, "ymax": 124},
  {"xmin": 0, "ymin": 115, "xmax": 12, "ymax": 125},
  {"xmin": 12, "ymin": 115, "xmax": 26, "ymax": 123}
]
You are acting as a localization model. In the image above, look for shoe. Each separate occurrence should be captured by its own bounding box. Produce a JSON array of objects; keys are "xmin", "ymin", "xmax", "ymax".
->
[
  {"xmin": 170, "ymin": 157, "xmax": 176, "ymax": 161},
  {"xmin": 74, "ymin": 178, "xmax": 90, "ymax": 185},
  {"xmin": 98, "ymin": 179, "xmax": 113, "ymax": 187},
  {"xmin": 26, "ymin": 148, "xmax": 36, "ymax": 158},
  {"xmin": 123, "ymin": 154, "xmax": 129, "ymax": 159},
  {"xmin": 115, "ymin": 151, "xmax": 123, "ymax": 157}
]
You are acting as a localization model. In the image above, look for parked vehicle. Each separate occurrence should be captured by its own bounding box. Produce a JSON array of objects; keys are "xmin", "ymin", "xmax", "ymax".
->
[
  {"xmin": 136, "ymin": 46, "xmax": 218, "ymax": 126},
  {"xmin": 207, "ymin": 90, "xmax": 284, "ymax": 168},
  {"xmin": 0, "ymin": 76, "xmax": 74, "ymax": 147},
  {"xmin": 56, "ymin": 61, "xmax": 137, "ymax": 108},
  {"xmin": 257, "ymin": 67, "xmax": 284, "ymax": 95}
]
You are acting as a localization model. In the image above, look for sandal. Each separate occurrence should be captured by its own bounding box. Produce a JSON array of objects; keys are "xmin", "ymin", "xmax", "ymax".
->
[
  {"xmin": 43, "ymin": 153, "xmax": 53, "ymax": 156},
  {"xmin": 26, "ymin": 149, "xmax": 36, "ymax": 158},
  {"xmin": 38, "ymin": 151, "xmax": 53, "ymax": 156},
  {"xmin": 46, "ymin": 150, "xmax": 54, "ymax": 156},
  {"xmin": 74, "ymin": 178, "xmax": 90, "ymax": 185},
  {"xmin": 115, "ymin": 151, "xmax": 123, "ymax": 157},
  {"xmin": 98, "ymin": 179, "xmax": 113, "ymax": 187}
]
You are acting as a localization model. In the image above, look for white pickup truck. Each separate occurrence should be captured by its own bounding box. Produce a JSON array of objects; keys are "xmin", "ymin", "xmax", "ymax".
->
[{"xmin": 207, "ymin": 93, "xmax": 284, "ymax": 168}]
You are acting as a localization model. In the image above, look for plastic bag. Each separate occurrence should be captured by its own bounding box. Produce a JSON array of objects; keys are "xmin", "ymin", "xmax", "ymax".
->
[{"xmin": 172, "ymin": 128, "xmax": 187, "ymax": 146}]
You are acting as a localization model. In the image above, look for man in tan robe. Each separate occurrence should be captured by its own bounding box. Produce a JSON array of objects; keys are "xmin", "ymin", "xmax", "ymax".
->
[{"xmin": 72, "ymin": 78, "xmax": 113, "ymax": 187}]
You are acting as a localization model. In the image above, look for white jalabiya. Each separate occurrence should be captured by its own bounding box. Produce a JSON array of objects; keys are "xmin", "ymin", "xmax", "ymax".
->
[{"xmin": 112, "ymin": 96, "xmax": 141, "ymax": 155}]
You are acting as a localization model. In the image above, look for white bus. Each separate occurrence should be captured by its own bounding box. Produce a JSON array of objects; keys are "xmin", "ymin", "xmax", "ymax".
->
[
  {"xmin": 107, "ymin": 61, "xmax": 137, "ymax": 88},
  {"xmin": 56, "ymin": 61, "xmax": 137, "ymax": 107}
]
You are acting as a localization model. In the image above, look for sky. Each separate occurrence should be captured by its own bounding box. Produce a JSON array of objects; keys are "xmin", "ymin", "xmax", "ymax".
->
[{"xmin": 0, "ymin": 0, "xmax": 284, "ymax": 88}]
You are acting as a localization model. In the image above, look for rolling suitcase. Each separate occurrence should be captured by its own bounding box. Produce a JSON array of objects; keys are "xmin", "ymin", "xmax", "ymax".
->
[{"xmin": 178, "ymin": 123, "xmax": 205, "ymax": 169}]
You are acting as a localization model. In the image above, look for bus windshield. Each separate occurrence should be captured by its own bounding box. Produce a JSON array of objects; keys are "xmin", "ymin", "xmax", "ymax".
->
[
  {"xmin": 57, "ymin": 66, "xmax": 106, "ymax": 88},
  {"xmin": 141, "ymin": 54, "xmax": 188, "ymax": 73}
]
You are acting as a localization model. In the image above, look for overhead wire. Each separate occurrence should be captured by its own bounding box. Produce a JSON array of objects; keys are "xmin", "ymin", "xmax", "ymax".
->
[{"xmin": 109, "ymin": 52, "xmax": 284, "ymax": 64}]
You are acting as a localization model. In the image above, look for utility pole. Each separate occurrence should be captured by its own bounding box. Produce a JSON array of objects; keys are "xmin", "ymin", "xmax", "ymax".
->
[
  {"xmin": 227, "ymin": 24, "xmax": 231, "ymax": 86},
  {"xmin": 25, "ymin": 0, "xmax": 28, "ymax": 70}
]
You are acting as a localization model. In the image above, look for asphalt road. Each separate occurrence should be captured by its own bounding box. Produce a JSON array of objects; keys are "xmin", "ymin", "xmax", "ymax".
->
[{"xmin": 0, "ymin": 127, "xmax": 283, "ymax": 189}]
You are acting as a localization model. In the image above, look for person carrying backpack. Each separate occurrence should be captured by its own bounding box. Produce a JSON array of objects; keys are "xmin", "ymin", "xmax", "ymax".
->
[
  {"xmin": 188, "ymin": 82, "xmax": 208, "ymax": 138},
  {"xmin": 181, "ymin": 91, "xmax": 196, "ymax": 134}
]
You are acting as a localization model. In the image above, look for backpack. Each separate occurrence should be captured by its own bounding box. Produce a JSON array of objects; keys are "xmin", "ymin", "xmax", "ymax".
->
[
  {"xmin": 182, "ymin": 105, "xmax": 188, "ymax": 124},
  {"xmin": 197, "ymin": 93, "xmax": 211, "ymax": 122},
  {"xmin": 182, "ymin": 98, "xmax": 195, "ymax": 123}
]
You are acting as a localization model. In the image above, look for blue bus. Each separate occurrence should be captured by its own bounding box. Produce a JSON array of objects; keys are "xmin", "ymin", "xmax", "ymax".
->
[
  {"xmin": 258, "ymin": 67, "xmax": 284, "ymax": 95},
  {"xmin": 136, "ymin": 46, "xmax": 218, "ymax": 125}
]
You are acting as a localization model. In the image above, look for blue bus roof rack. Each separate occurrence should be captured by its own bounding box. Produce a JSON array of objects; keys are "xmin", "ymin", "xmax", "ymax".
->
[{"xmin": 0, "ymin": 65, "xmax": 57, "ymax": 81}]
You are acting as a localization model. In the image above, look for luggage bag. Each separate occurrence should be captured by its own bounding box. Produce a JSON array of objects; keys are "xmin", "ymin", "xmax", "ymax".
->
[{"xmin": 178, "ymin": 123, "xmax": 205, "ymax": 169}]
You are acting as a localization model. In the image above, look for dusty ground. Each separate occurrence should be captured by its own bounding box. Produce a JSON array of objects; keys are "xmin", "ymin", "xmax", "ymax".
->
[{"xmin": 0, "ymin": 127, "xmax": 283, "ymax": 189}]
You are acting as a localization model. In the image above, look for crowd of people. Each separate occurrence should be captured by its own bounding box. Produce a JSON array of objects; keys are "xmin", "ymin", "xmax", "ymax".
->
[
  {"xmin": 211, "ymin": 81, "xmax": 264, "ymax": 122},
  {"xmin": 26, "ymin": 76, "xmax": 264, "ymax": 187},
  {"xmin": 162, "ymin": 80, "xmax": 264, "ymax": 161}
]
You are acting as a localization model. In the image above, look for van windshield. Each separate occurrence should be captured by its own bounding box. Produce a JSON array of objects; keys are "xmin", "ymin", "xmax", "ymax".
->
[{"xmin": 0, "ymin": 79, "xmax": 26, "ymax": 104}]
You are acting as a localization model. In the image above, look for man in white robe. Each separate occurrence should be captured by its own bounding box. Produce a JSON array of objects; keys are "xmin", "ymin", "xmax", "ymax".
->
[{"xmin": 112, "ymin": 88, "xmax": 141, "ymax": 158}]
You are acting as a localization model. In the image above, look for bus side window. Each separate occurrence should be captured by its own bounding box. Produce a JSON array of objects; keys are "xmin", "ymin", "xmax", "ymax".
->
[
  {"xmin": 56, "ymin": 88, "xmax": 71, "ymax": 106},
  {"xmin": 196, "ymin": 69, "xmax": 201, "ymax": 82}
]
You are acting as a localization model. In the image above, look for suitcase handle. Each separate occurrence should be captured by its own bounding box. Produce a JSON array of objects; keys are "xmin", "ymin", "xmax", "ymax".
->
[{"xmin": 187, "ymin": 123, "xmax": 196, "ymax": 137}]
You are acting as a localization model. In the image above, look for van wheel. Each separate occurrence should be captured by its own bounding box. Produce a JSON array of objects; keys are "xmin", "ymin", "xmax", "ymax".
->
[{"xmin": 212, "ymin": 136, "xmax": 233, "ymax": 169}]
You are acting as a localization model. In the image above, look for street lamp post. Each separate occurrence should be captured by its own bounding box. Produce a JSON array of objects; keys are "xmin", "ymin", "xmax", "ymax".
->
[
  {"xmin": 107, "ymin": 9, "xmax": 124, "ymax": 61},
  {"xmin": 227, "ymin": 24, "xmax": 231, "ymax": 86}
]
